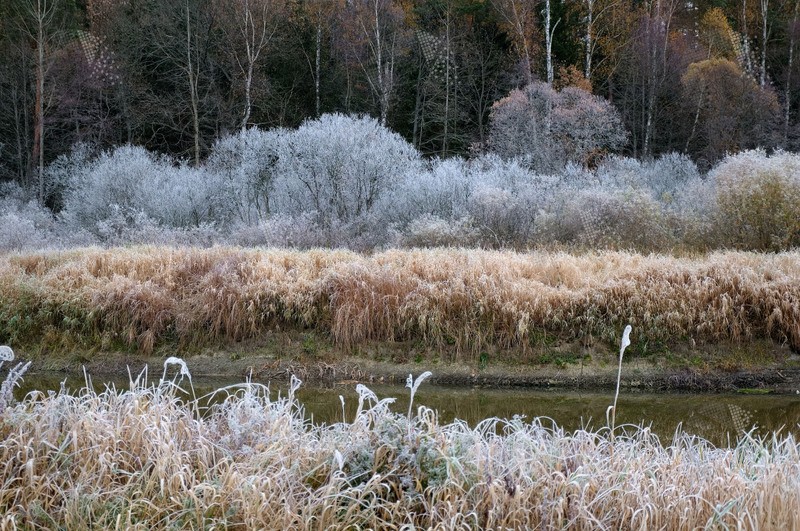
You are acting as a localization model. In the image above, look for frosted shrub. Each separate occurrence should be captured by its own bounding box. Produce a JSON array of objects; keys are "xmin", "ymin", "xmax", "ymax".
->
[
  {"xmin": 710, "ymin": 149, "xmax": 800, "ymax": 250},
  {"xmin": 556, "ymin": 185, "xmax": 671, "ymax": 250},
  {"xmin": 61, "ymin": 145, "xmax": 234, "ymax": 239},
  {"xmin": 595, "ymin": 153, "xmax": 701, "ymax": 204},
  {"xmin": 94, "ymin": 208, "xmax": 220, "ymax": 247},
  {"xmin": 0, "ymin": 212, "xmax": 50, "ymax": 251},
  {"xmin": 466, "ymin": 157, "xmax": 560, "ymax": 247},
  {"xmin": 646, "ymin": 153, "xmax": 703, "ymax": 203},
  {"xmin": 60, "ymin": 145, "xmax": 153, "ymax": 229},
  {"xmin": 207, "ymin": 127, "xmax": 285, "ymax": 224},
  {"xmin": 0, "ymin": 183, "xmax": 69, "ymax": 251},
  {"xmin": 488, "ymin": 83, "xmax": 627, "ymax": 173},
  {"xmin": 228, "ymin": 213, "xmax": 319, "ymax": 248},
  {"xmin": 270, "ymin": 114, "xmax": 421, "ymax": 229},
  {"xmin": 378, "ymin": 158, "xmax": 472, "ymax": 227},
  {"xmin": 523, "ymin": 154, "xmax": 709, "ymax": 249},
  {"xmin": 467, "ymin": 186, "xmax": 536, "ymax": 247},
  {"xmin": 400, "ymin": 214, "xmax": 477, "ymax": 248},
  {"xmin": 669, "ymin": 173, "xmax": 718, "ymax": 248},
  {"xmin": 387, "ymin": 155, "xmax": 558, "ymax": 248},
  {"xmin": 42, "ymin": 142, "xmax": 95, "ymax": 206}
]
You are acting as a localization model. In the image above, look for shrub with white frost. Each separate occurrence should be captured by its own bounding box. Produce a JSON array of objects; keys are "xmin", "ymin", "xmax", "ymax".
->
[
  {"xmin": 207, "ymin": 127, "xmax": 285, "ymax": 224},
  {"xmin": 60, "ymin": 145, "xmax": 233, "ymax": 238},
  {"xmin": 488, "ymin": 83, "xmax": 627, "ymax": 173},
  {"xmin": 270, "ymin": 114, "xmax": 422, "ymax": 227},
  {"xmin": 710, "ymin": 149, "xmax": 800, "ymax": 250}
]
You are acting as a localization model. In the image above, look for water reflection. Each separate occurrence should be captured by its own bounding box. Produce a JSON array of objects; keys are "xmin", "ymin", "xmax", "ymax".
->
[{"xmin": 11, "ymin": 372, "xmax": 800, "ymax": 447}]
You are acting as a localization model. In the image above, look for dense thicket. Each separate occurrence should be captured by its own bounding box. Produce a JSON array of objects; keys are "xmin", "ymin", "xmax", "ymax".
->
[
  {"xmin": 3, "ymin": 114, "xmax": 800, "ymax": 253},
  {"xmin": 2, "ymin": 0, "xmax": 799, "ymax": 189}
]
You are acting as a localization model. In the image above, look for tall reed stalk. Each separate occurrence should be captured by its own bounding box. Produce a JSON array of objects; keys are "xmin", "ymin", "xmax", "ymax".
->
[{"xmin": 608, "ymin": 324, "xmax": 632, "ymax": 433}]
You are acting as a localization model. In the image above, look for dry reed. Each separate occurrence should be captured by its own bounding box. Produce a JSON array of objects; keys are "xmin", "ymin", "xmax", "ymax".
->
[
  {"xmin": 0, "ymin": 246, "xmax": 799, "ymax": 358},
  {"xmin": 1, "ymin": 370, "xmax": 799, "ymax": 529}
]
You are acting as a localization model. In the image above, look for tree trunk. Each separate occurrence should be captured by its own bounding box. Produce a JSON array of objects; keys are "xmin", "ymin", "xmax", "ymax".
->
[
  {"xmin": 786, "ymin": 1, "xmax": 799, "ymax": 141},
  {"xmin": 545, "ymin": 0, "xmax": 553, "ymax": 85},
  {"xmin": 412, "ymin": 51, "xmax": 424, "ymax": 149},
  {"xmin": 186, "ymin": 0, "xmax": 200, "ymax": 166},
  {"xmin": 761, "ymin": 0, "xmax": 768, "ymax": 86},
  {"xmin": 34, "ymin": 0, "xmax": 46, "ymax": 204},
  {"xmin": 315, "ymin": 14, "xmax": 322, "ymax": 117},
  {"xmin": 584, "ymin": 0, "xmax": 594, "ymax": 79}
]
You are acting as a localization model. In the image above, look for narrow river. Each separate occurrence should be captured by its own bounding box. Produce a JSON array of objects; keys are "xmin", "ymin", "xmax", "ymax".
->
[{"xmin": 13, "ymin": 372, "xmax": 800, "ymax": 447}]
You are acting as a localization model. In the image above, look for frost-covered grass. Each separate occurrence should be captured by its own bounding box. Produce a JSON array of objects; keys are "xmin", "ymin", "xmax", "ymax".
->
[
  {"xmin": 1, "ymin": 366, "xmax": 800, "ymax": 529},
  {"xmin": 1, "ymin": 246, "xmax": 799, "ymax": 356}
]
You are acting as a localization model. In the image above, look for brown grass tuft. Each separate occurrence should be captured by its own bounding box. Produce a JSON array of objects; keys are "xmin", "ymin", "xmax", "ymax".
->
[{"xmin": 1, "ymin": 247, "xmax": 799, "ymax": 357}]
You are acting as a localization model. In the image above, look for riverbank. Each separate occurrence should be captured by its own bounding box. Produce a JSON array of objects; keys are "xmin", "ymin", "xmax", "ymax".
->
[
  {"xmin": 2, "ymin": 246, "xmax": 800, "ymax": 392},
  {"xmin": 15, "ymin": 330, "xmax": 800, "ymax": 394}
]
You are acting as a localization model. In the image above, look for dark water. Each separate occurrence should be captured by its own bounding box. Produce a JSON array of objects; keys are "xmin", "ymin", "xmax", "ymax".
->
[{"xmin": 11, "ymin": 372, "xmax": 800, "ymax": 447}]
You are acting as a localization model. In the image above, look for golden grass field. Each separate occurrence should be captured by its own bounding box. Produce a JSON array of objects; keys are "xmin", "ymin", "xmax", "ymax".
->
[
  {"xmin": 1, "ymin": 371, "xmax": 799, "ymax": 529},
  {"xmin": 0, "ymin": 246, "xmax": 798, "ymax": 359}
]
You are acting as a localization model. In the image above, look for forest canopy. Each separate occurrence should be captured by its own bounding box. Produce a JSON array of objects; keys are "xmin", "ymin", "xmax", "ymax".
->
[{"xmin": 2, "ymin": 0, "xmax": 798, "ymax": 189}]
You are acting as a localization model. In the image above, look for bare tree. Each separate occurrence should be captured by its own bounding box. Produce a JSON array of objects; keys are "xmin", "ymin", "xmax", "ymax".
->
[
  {"xmin": 340, "ymin": 0, "xmax": 408, "ymax": 125},
  {"xmin": 544, "ymin": 0, "xmax": 559, "ymax": 85},
  {"xmin": 14, "ymin": 0, "xmax": 67, "ymax": 203},
  {"xmin": 216, "ymin": 0, "xmax": 285, "ymax": 131},
  {"xmin": 761, "ymin": 0, "xmax": 769, "ymax": 86},
  {"xmin": 0, "ymin": 24, "xmax": 33, "ymax": 185},
  {"xmin": 642, "ymin": 0, "xmax": 678, "ymax": 158},
  {"xmin": 786, "ymin": 1, "xmax": 799, "ymax": 141},
  {"xmin": 489, "ymin": 82, "xmax": 627, "ymax": 171},
  {"xmin": 140, "ymin": 0, "xmax": 217, "ymax": 166},
  {"xmin": 298, "ymin": 0, "xmax": 340, "ymax": 118},
  {"xmin": 581, "ymin": 0, "xmax": 622, "ymax": 81},
  {"xmin": 491, "ymin": 0, "xmax": 539, "ymax": 84}
]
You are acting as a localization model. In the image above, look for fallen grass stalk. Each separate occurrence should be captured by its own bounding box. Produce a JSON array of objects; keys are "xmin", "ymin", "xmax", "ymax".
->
[
  {"xmin": 1, "ymin": 373, "xmax": 799, "ymax": 529},
  {"xmin": 1, "ymin": 247, "xmax": 799, "ymax": 358}
]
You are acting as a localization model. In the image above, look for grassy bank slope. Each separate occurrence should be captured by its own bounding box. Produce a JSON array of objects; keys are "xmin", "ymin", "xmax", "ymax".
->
[
  {"xmin": 1, "ymin": 247, "xmax": 799, "ymax": 360},
  {"xmin": 1, "ymin": 376, "xmax": 799, "ymax": 529}
]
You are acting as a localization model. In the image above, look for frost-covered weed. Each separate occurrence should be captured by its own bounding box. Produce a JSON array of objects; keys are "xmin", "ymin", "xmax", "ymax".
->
[
  {"xmin": 0, "ymin": 346, "xmax": 30, "ymax": 415},
  {"xmin": 4, "ymin": 363, "xmax": 800, "ymax": 528}
]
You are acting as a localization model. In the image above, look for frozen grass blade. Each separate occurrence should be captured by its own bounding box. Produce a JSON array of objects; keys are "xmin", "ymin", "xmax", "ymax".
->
[{"xmin": 0, "ymin": 360, "xmax": 30, "ymax": 414}]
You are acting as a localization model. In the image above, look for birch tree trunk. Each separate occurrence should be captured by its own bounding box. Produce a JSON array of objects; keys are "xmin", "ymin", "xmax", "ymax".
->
[
  {"xmin": 786, "ymin": 1, "xmax": 799, "ymax": 141},
  {"xmin": 186, "ymin": 0, "xmax": 200, "ymax": 166},
  {"xmin": 584, "ymin": 0, "xmax": 594, "ymax": 79},
  {"xmin": 545, "ymin": 0, "xmax": 553, "ymax": 85}
]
